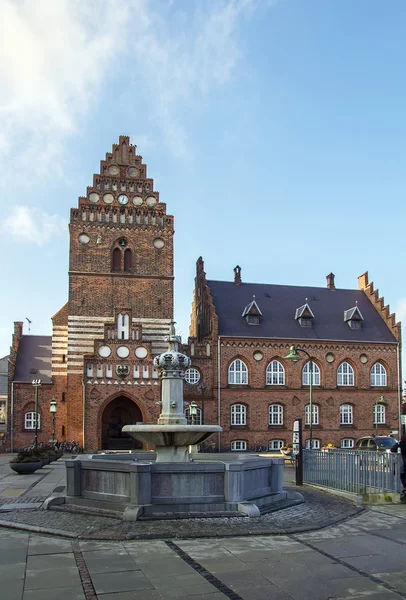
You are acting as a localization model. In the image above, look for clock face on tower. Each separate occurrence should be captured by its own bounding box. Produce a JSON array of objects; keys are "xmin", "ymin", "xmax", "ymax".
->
[{"xmin": 118, "ymin": 194, "xmax": 129, "ymax": 205}]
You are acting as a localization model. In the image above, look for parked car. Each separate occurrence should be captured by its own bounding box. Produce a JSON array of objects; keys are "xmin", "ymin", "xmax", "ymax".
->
[{"xmin": 355, "ymin": 436, "xmax": 398, "ymax": 452}]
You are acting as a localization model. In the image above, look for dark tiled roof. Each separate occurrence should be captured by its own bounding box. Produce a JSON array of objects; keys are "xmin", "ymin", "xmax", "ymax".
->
[
  {"xmin": 0, "ymin": 355, "xmax": 8, "ymax": 374},
  {"xmin": 208, "ymin": 281, "xmax": 397, "ymax": 344},
  {"xmin": 13, "ymin": 336, "xmax": 52, "ymax": 383},
  {"xmin": 0, "ymin": 374, "xmax": 7, "ymax": 395}
]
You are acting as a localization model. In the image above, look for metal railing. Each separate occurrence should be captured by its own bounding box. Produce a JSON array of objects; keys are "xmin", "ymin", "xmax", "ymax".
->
[{"xmin": 303, "ymin": 449, "xmax": 402, "ymax": 495}]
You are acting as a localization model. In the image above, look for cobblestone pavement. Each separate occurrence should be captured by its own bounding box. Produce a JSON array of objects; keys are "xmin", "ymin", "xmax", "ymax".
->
[{"xmin": 0, "ymin": 485, "xmax": 363, "ymax": 540}]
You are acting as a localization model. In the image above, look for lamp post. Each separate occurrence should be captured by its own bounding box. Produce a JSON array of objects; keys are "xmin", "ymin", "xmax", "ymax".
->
[
  {"xmin": 32, "ymin": 379, "xmax": 41, "ymax": 449},
  {"xmin": 189, "ymin": 400, "xmax": 198, "ymax": 425},
  {"xmin": 375, "ymin": 395, "xmax": 385, "ymax": 434},
  {"xmin": 285, "ymin": 346, "xmax": 314, "ymax": 449},
  {"xmin": 50, "ymin": 399, "xmax": 57, "ymax": 443},
  {"xmin": 199, "ymin": 383, "xmax": 207, "ymax": 425}
]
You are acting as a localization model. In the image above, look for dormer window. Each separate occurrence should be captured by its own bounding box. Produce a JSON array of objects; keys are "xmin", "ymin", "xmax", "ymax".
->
[
  {"xmin": 295, "ymin": 302, "xmax": 314, "ymax": 328},
  {"xmin": 344, "ymin": 305, "xmax": 364, "ymax": 330},
  {"xmin": 242, "ymin": 297, "xmax": 262, "ymax": 326}
]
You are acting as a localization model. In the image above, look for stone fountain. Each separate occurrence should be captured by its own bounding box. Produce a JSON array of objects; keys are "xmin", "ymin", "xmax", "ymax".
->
[
  {"xmin": 122, "ymin": 323, "xmax": 222, "ymax": 461},
  {"xmin": 59, "ymin": 324, "xmax": 296, "ymax": 520}
]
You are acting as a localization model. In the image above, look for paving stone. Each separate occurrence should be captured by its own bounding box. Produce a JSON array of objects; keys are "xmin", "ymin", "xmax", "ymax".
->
[
  {"xmin": 28, "ymin": 537, "xmax": 73, "ymax": 555},
  {"xmin": 0, "ymin": 548, "xmax": 28, "ymax": 564},
  {"xmin": 0, "ymin": 562, "xmax": 26, "ymax": 581},
  {"xmin": 91, "ymin": 569, "xmax": 154, "ymax": 594},
  {"xmin": 96, "ymin": 592, "xmax": 164, "ymax": 600},
  {"xmin": 1, "ymin": 579, "xmax": 24, "ymax": 600},
  {"xmin": 138, "ymin": 557, "xmax": 197, "ymax": 578},
  {"xmin": 377, "ymin": 571, "xmax": 406, "ymax": 593},
  {"xmin": 25, "ymin": 567, "xmax": 82, "ymax": 590},
  {"xmin": 82, "ymin": 549, "xmax": 139, "ymax": 573},
  {"xmin": 23, "ymin": 585, "xmax": 86, "ymax": 600},
  {"xmin": 27, "ymin": 552, "xmax": 76, "ymax": 571}
]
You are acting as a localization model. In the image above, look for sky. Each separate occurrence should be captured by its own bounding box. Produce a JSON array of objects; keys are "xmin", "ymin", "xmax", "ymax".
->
[{"xmin": 1, "ymin": 0, "xmax": 405, "ymax": 378}]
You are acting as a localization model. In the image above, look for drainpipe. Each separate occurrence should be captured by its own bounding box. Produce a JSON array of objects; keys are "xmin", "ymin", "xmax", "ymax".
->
[
  {"xmin": 217, "ymin": 336, "xmax": 221, "ymax": 451},
  {"xmin": 82, "ymin": 381, "xmax": 86, "ymax": 450},
  {"xmin": 396, "ymin": 343, "xmax": 402, "ymax": 435},
  {"xmin": 10, "ymin": 381, "xmax": 14, "ymax": 453}
]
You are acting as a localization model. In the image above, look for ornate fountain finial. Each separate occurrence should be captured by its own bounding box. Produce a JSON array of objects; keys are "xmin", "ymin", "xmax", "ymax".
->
[{"xmin": 166, "ymin": 320, "xmax": 182, "ymax": 353}]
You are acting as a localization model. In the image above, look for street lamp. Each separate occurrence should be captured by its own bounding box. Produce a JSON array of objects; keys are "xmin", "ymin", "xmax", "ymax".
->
[
  {"xmin": 189, "ymin": 400, "xmax": 198, "ymax": 425},
  {"xmin": 285, "ymin": 345, "xmax": 314, "ymax": 449},
  {"xmin": 31, "ymin": 379, "xmax": 41, "ymax": 449},
  {"xmin": 198, "ymin": 383, "xmax": 207, "ymax": 425},
  {"xmin": 50, "ymin": 399, "xmax": 57, "ymax": 443},
  {"xmin": 374, "ymin": 395, "xmax": 385, "ymax": 434}
]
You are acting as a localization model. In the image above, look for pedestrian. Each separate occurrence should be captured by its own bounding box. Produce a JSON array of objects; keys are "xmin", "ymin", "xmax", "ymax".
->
[{"xmin": 391, "ymin": 433, "xmax": 406, "ymax": 500}]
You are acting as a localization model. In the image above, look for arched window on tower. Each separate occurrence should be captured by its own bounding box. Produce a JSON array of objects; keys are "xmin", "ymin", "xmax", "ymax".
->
[
  {"xmin": 124, "ymin": 248, "xmax": 132, "ymax": 271},
  {"xmin": 117, "ymin": 313, "xmax": 129, "ymax": 340},
  {"xmin": 112, "ymin": 248, "xmax": 121, "ymax": 272}
]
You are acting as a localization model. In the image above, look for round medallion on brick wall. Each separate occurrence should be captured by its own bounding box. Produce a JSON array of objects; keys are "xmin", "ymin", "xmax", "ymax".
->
[
  {"xmin": 78, "ymin": 233, "xmax": 90, "ymax": 245},
  {"xmin": 132, "ymin": 196, "xmax": 143, "ymax": 206},
  {"xmin": 253, "ymin": 351, "xmax": 263, "ymax": 361},
  {"xmin": 146, "ymin": 195, "xmax": 157, "ymax": 207},
  {"xmin": 103, "ymin": 193, "xmax": 114, "ymax": 204},
  {"xmin": 153, "ymin": 238, "xmax": 165, "ymax": 249},
  {"xmin": 128, "ymin": 167, "xmax": 139, "ymax": 178},
  {"xmin": 109, "ymin": 165, "xmax": 119, "ymax": 176},
  {"xmin": 360, "ymin": 353, "xmax": 368, "ymax": 364},
  {"xmin": 135, "ymin": 346, "xmax": 148, "ymax": 359},
  {"xmin": 117, "ymin": 346, "xmax": 130, "ymax": 358},
  {"xmin": 89, "ymin": 193, "xmax": 99, "ymax": 203},
  {"xmin": 326, "ymin": 352, "xmax": 335, "ymax": 363},
  {"xmin": 98, "ymin": 345, "xmax": 111, "ymax": 358}
]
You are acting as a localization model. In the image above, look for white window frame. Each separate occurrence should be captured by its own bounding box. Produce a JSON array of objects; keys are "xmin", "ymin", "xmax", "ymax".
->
[
  {"xmin": 269, "ymin": 439, "xmax": 284, "ymax": 450},
  {"xmin": 305, "ymin": 404, "xmax": 319, "ymax": 426},
  {"xmin": 185, "ymin": 407, "xmax": 202, "ymax": 425},
  {"xmin": 370, "ymin": 363, "xmax": 387, "ymax": 387},
  {"xmin": 340, "ymin": 404, "xmax": 353, "ymax": 425},
  {"xmin": 185, "ymin": 368, "xmax": 201, "ymax": 385},
  {"xmin": 337, "ymin": 362, "xmax": 355, "ymax": 386},
  {"xmin": 266, "ymin": 360, "xmax": 285, "ymax": 386},
  {"xmin": 302, "ymin": 362, "xmax": 321, "ymax": 386},
  {"xmin": 340, "ymin": 438, "xmax": 354, "ymax": 449},
  {"xmin": 305, "ymin": 439, "xmax": 320, "ymax": 449},
  {"xmin": 231, "ymin": 440, "xmax": 247, "ymax": 451},
  {"xmin": 373, "ymin": 404, "xmax": 386, "ymax": 425},
  {"xmin": 269, "ymin": 404, "xmax": 284, "ymax": 425},
  {"xmin": 231, "ymin": 404, "xmax": 247, "ymax": 426},
  {"xmin": 228, "ymin": 359, "xmax": 248, "ymax": 385},
  {"xmin": 25, "ymin": 412, "xmax": 40, "ymax": 430}
]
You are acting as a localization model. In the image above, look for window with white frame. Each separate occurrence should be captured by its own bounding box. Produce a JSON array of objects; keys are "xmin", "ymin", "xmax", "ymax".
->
[
  {"xmin": 269, "ymin": 404, "xmax": 284, "ymax": 425},
  {"xmin": 305, "ymin": 439, "xmax": 320, "ymax": 449},
  {"xmin": 25, "ymin": 412, "xmax": 40, "ymax": 430},
  {"xmin": 185, "ymin": 368, "xmax": 201, "ymax": 385},
  {"xmin": 269, "ymin": 439, "xmax": 284, "ymax": 450},
  {"xmin": 341, "ymin": 438, "xmax": 354, "ymax": 449},
  {"xmin": 185, "ymin": 407, "xmax": 202, "ymax": 425},
  {"xmin": 340, "ymin": 404, "xmax": 353, "ymax": 425},
  {"xmin": 305, "ymin": 404, "xmax": 319, "ymax": 425},
  {"xmin": 373, "ymin": 404, "xmax": 386, "ymax": 425},
  {"xmin": 231, "ymin": 404, "xmax": 247, "ymax": 426},
  {"xmin": 266, "ymin": 360, "xmax": 285, "ymax": 385},
  {"xmin": 231, "ymin": 440, "xmax": 247, "ymax": 451},
  {"xmin": 228, "ymin": 359, "xmax": 248, "ymax": 385},
  {"xmin": 302, "ymin": 362, "xmax": 321, "ymax": 386},
  {"xmin": 370, "ymin": 363, "xmax": 387, "ymax": 387},
  {"xmin": 337, "ymin": 362, "xmax": 354, "ymax": 386}
]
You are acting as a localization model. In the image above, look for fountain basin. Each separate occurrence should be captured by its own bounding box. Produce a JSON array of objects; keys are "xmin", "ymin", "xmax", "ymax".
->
[{"xmin": 122, "ymin": 424, "xmax": 222, "ymax": 462}]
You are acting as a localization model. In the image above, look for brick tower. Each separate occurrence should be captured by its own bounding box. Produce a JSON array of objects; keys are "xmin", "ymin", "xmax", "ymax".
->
[{"xmin": 61, "ymin": 136, "xmax": 174, "ymax": 449}]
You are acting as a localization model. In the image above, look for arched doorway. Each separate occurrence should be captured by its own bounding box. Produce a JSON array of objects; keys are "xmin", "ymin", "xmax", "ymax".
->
[{"xmin": 101, "ymin": 396, "xmax": 143, "ymax": 450}]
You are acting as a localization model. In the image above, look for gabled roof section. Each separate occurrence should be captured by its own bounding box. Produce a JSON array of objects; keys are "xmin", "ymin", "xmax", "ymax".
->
[
  {"xmin": 295, "ymin": 302, "xmax": 315, "ymax": 320},
  {"xmin": 206, "ymin": 280, "xmax": 398, "ymax": 343},
  {"xmin": 344, "ymin": 306, "xmax": 364, "ymax": 322},
  {"xmin": 242, "ymin": 298, "xmax": 262, "ymax": 317},
  {"xmin": 13, "ymin": 336, "xmax": 52, "ymax": 383},
  {"xmin": 0, "ymin": 355, "xmax": 8, "ymax": 373}
]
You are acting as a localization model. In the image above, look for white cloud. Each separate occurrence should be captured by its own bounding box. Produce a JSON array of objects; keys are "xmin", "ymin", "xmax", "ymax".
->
[
  {"xmin": 0, "ymin": 0, "xmax": 262, "ymax": 177},
  {"xmin": 0, "ymin": 206, "xmax": 67, "ymax": 246},
  {"xmin": 0, "ymin": 0, "xmax": 129, "ymax": 182}
]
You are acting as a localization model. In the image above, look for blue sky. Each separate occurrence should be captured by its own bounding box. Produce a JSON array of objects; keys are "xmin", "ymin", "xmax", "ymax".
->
[{"xmin": 1, "ymin": 0, "xmax": 405, "ymax": 377}]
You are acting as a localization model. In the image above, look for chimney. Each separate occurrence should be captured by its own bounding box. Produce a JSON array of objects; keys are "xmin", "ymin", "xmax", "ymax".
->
[
  {"xmin": 326, "ymin": 273, "xmax": 335, "ymax": 290},
  {"xmin": 234, "ymin": 265, "xmax": 242, "ymax": 285}
]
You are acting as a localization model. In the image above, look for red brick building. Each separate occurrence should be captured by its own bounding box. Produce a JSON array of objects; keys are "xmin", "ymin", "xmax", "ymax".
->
[
  {"xmin": 5, "ymin": 136, "xmax": 403, "ymax": 453},
  {"xmin": 8, "ymin": 137, "xmax": 173, "ymax": 451},
  {"xmin": 184, "ymin": 258, "xmax": 403, "ymax": 451}
]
